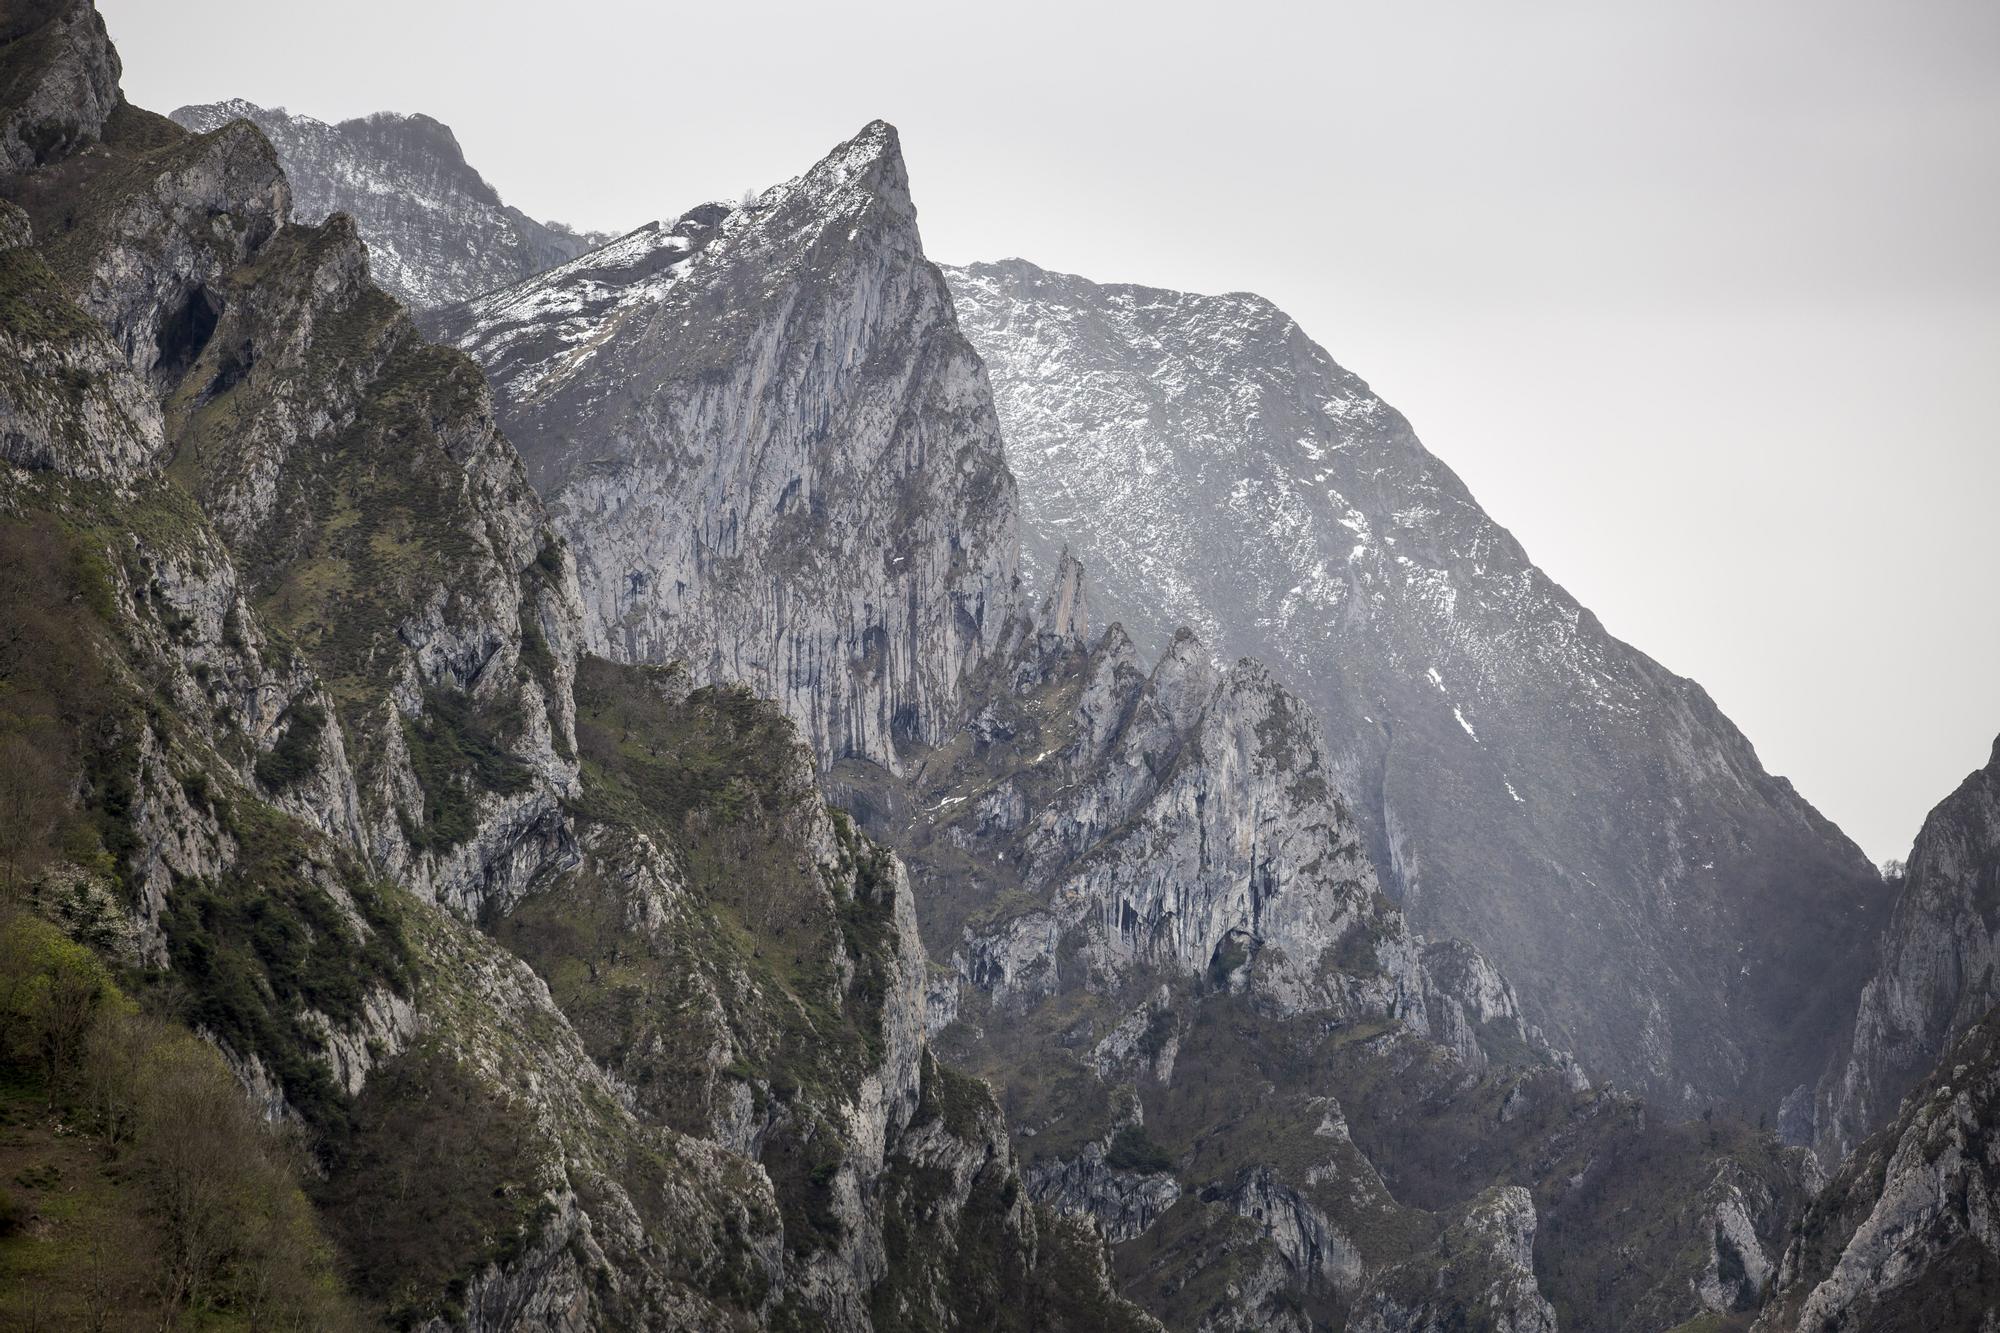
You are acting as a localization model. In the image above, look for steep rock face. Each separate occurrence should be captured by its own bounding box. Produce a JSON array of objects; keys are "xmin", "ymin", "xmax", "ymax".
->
[
  {"xmin": 1813, "ymin": 736, "xmax": 2000, "ymax": 1161},
  {"xmin": 0, "ymin": 0, "xmax": 121, "ymax": 173},
  {"xmin": 5, "ymin": 85, "xmax": 589, "ymax": 919},
  {"xmin": 1758, "ymin": 1006, "xmax": 2000, "ymax": 1332},
  {"xmin": 169, "ymin": 99, "xmax": 608, "ymax": 310},
  {"xmin": 0, "ymin": 207, "xmax": 161, "ymax": 479},
  {"xmin": 943, "ymin": 256, "xmax": 1888, "ymax": 1119},
  {"xmin": 845, "ymin": 557, "xmax": 1561, "ymax": 1065},
  {"xmin": 427, "ymin": 122, "xmax": 1020, "ymax": 776}
]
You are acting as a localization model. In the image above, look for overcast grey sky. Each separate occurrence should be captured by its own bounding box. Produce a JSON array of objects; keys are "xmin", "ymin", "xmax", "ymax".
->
[{"xmin": 101, "ymin": 0, "xmax": 1999, "ymax": 863}]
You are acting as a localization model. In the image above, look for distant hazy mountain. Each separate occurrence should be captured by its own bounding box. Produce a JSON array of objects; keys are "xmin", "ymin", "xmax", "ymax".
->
[
  {"xmin": 170, "ymin": 98, "xmax": 610, "ymax": 309},
  {"xmin": 943, "ymin": 257, "xmax": 1888, "ymax": 1120}
]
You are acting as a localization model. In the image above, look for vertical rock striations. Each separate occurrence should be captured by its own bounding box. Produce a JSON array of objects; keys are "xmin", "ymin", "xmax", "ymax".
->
[
  {"xmin": 1758, "ymin": 1006, "xmax": 2000, "ymax": 1331},
  {"xmin": 0, "ymin": 8, "xmax": 1155, "ymax": 1327},
  {"xmin": 428, "ymin": 123, "xmax": 1020, "ymax": 778}
]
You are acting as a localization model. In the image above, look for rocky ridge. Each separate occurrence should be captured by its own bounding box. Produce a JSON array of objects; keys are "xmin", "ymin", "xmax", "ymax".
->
[
  {"xmin": 942, "ymin": 256, "xmax": 1889, "ymax": 1121},
  {"xmin": 54, "ymin": 39, "xmax": 1988, "ymax": 1333},
  {"xmin": 1758, "ymin": 1005, "xmax": 2000, "ymax": 1331},
  {"xmin": 169, "ymin": 98, "xmax": 609, "ymax": 310},
  {"xmin": 390, "ymin": 97, "xmax": 1837, "ymax": 1332},
  {"xmin": 426, "ymin": 122, "xmax": 1019, "ymax": 778}
]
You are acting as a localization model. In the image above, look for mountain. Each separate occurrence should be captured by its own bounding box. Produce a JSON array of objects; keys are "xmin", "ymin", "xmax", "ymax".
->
[
  {"xmin": 425, "ymin": 112, "xmax": 1832, "ymax": 1332},
  {"xmin": 11, "ymin": 12, "xmax": 1970, "ymax": 1330},
  {"xmin": 941, "ymin": 257, "xmax": 1889, "ymax": 1121},
  {"xmin": 422, "ymin": 123, "xmax": 1018, "ymax": 778},
  {"xmin": 837, "ymin": 558, "xmax": 1823, "ymax": 1332},
  {"xmin": 0, "ymin": 6, "xmax": 1152, "ymax": 1327},
  {"xmin": 168, "ymin": 99, "xmax": 610, "ymax": 310}
]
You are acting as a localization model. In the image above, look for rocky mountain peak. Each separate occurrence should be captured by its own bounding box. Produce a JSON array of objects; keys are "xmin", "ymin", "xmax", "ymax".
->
[
  {"xmin": 428, "ymin": 117, "xmax": 1020, "ymax": 775},
  {"xmin": 167, "ymin": 97, "xmax": 610, "ymax": 310},
  {"xmin": 795, "ymin": 116, "xmax": 913, "ymax": 212},
  {"xmin": 944, "ymin": 254, "xmax": 1889, "ymax": 1120}
]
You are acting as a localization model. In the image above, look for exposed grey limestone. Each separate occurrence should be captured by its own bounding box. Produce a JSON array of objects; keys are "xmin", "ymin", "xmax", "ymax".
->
[
  {"xmin": 1759, "ymin": 1007, "xmax": 2000, "ymax": 1331},
  {"xmin": 429, "ymin": 122, "xmax": 1020, "ymax": 778},
  {"xmin": 1349, "ymin": 1187, "xmax": 1556, "ymax": 1333},
  {"xmin": 0, "ymin": 0, "xmax": 121, "ymax": 174}
]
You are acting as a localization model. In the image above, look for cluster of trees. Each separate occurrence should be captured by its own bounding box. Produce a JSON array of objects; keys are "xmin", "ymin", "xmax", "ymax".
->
[{"xmin": 0, "ymin": 902, "xmax": 360, "ymax": 1330}]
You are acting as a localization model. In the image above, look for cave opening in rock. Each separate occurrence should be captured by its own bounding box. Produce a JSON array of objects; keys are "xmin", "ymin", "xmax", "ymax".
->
[{"xmin": 155, "ymin": 284, "xmax": 221, "ymax": 382}]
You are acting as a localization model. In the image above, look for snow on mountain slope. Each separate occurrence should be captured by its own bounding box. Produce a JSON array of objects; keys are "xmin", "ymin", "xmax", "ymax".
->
[
  {"xmin": 170, "ymin": 99, "xmax": 609, "ymax": 309},
  {"xmin": 426, "ymin": 123, "xmax": 1020, "ymax": 777},
  {"xmin": 943, "ymin": 257, "xmax": 1888, "ymax": 1120}
]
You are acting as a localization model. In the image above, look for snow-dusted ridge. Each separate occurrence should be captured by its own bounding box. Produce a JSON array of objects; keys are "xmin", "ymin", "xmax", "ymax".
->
[{"xmin": 943, "ymin": 255, "xmax": 1888, "ymax": 1120}]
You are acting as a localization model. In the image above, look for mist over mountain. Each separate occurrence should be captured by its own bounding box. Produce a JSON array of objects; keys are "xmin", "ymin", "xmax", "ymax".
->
[
  {"xmin": 2, "ymin": 3, "xmax": 1995, "ymax": 1329},
  {"xmin": 942, "ymin": 258, "xmax": 1888, "ymax": 1122}
]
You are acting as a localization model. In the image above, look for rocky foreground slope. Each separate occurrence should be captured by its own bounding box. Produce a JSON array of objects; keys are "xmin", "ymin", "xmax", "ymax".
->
[
  {"xmin": 942, "ymin": 258, "xmax": 1889, "ymax": 1122},
  {"xmin": 169, "ymin": 99, "xmax": 608, "ymax": 310},
  {"xmin": 0, "ymin": 5, "xmax": 1150, "ymax": 1328}
]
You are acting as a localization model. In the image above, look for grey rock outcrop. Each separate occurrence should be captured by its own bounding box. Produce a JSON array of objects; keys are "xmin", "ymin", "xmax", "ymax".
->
[
  {"xmin": 1349, "ymin": 1187, "xmax": 1557, "ymax": 1333},
  {"xmin": 2, "ymin": 11, "xmax": 1155, "ymax": 1326},
  {"xmin": 943, "ymin": 256, "xmax": 1888, "ymax": 1120},
  {"xmin": 0, "ymin": 0, "xmax": 121, "ymax": 174},
  {"xmin": 169, "ymin": 99, "xmax": 609, "ymax": 310}
]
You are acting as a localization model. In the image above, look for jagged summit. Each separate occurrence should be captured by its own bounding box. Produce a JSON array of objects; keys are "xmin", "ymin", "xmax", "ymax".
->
[
  {"xmin": 427, "ymin": 117, "xmax": 1018, "ymax": 775},
  {"xmin": 167, "ymin": 97, "xmax": 609, "ymax": 309}
]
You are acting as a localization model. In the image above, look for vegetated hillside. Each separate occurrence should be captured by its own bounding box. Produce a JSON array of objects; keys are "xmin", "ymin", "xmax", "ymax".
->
[
  {"xmin": 0, "ymin": 5, "xmax": 1152, "ymax": 1328},
  {"xmin": 943, "ymin": 257, "xmax": 1888, "ymax": 1124}
]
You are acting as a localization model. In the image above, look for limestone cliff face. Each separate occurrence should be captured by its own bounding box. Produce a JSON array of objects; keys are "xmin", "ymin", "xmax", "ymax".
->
[
  {"xmin": 426, "ymin": 122, "xmax": 1020, "ymax": 777},
  {"xmin": 169, "ymin": 99, "xmax": 609, "ymax": 311},
  {"xmin": 1811, "ymin": 736, "xmax": 2000, "ymax": 1161},
  {"xmin": 1759, "ymin": 1007, "xmax": 2000, "ymax": 1332},
  {"xmin": 864, "ymin": 559, "xmax": 1558, "ymax": 1071},
  {"xmin": 945, "ymin": 257, "xmax": 1889, "ymax": 1120},
  {"xmin": 0, "ymin": 0, "xmax": 122, "ymax": 174}
]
